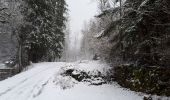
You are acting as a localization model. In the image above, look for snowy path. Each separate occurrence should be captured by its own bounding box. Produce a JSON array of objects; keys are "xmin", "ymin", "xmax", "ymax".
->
[{"xmin": 0, "ymin": 61, "xmax": 144, "ymax": 100}]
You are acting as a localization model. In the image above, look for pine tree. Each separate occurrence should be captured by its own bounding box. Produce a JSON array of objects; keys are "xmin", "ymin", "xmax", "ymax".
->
[
  {"xmin": 17, "ymin": 0, "xmax": 67, "ymax": 68},
  {"xmin": 97, "ymin": 0, "xmax": 170, "ymax": 66}
]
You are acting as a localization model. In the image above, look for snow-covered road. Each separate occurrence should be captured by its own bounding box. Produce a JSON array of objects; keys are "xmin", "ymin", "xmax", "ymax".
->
[{"xmin": 0, "ymin": 61, "xmax": 144, "ymax": 100}]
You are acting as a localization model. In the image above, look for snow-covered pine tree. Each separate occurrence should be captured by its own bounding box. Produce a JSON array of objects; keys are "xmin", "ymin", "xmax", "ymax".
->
[
  {"xmin": 96, "ymin": 0, "xmax": 170, "ymax": 66},
  {"xmin": 17, "ymin": 0, "xmax": 67, "ymax": 67}
]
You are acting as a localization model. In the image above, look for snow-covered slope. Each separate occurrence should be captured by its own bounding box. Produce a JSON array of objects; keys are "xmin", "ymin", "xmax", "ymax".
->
[{"xmin": 0, "ymin": 61, "xmax": 144, "ymax": 100}]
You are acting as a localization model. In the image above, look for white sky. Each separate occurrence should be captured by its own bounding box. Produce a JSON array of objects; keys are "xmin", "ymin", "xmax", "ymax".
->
[
  {"xmin": 66, "ymin": 0, "xmax": 98, "ymax": 53},
  {"xmin": 66, "ymin": 0, "xmax": 98, "ymax": 33}
]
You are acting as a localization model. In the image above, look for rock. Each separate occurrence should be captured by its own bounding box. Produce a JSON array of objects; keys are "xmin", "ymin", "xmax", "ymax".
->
[
  {"xmin": 143, "ymin": 96, "xmax": 152, "ymax": 100},
  {"xmin": 65, "ymin": 69, "xmax": 74, "ymax": 75}
]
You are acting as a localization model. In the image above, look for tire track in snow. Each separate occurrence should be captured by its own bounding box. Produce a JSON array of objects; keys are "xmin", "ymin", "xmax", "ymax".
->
[
  {"xmin": 32, "ymin": 79, "xmax": 50, "ymax": 98},
  {"xmin": 0, "ymin": 64, "xmax": 63, "ymax": 98},
  {"xmin": 0, "ymin": 78, "xmax": 28, "ymax": 96}
]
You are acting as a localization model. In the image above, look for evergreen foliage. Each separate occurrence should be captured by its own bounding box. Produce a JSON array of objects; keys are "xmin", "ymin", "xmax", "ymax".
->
[
  {"xmin": 98, "ymin": 0, "xmax": 170, "ymax": 67},
  {"xmin": 95, "ymin": 0, "xmax": 170, "ymax": 96},
  {"xmin": 17, "ymin": 0, "xmax": 67, "ymax": 66}
]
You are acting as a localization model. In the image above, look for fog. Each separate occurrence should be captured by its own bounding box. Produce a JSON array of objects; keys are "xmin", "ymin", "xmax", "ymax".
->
[{"xmin": 65, "ymin": 0, "xmax": 98, "ymax": 61}]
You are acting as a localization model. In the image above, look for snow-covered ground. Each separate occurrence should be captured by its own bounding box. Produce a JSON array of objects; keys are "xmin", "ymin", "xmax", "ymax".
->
[{"xmin": 0, "ymin": 60, "xmax": 169, "ymax": 100}]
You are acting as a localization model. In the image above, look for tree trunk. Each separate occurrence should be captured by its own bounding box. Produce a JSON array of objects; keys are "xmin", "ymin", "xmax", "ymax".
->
[{"xmin": 18, "ymin": 44, "xmax": 23, "ymax": 72}]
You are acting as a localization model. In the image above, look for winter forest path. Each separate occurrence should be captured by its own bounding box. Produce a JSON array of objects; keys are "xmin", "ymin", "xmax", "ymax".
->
[{"xmin": 0, "ymin": 61, "xmax": 144, "ymax": 100}]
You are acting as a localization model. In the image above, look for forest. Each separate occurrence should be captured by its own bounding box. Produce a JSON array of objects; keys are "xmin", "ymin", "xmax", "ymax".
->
[
  {"xmin": 81, "ymin": 0, "xmax": 170, "ymax": 96},
  {"xmin": 0, "ymin": 0, "xmax": 170, "ymax": 100}
]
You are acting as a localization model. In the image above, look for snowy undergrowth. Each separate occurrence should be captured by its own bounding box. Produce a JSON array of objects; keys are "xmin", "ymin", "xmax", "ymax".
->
[{"xmin": 53, "ymin": 60, "xmax": 110, "ymax": 89}]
